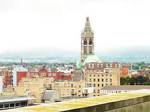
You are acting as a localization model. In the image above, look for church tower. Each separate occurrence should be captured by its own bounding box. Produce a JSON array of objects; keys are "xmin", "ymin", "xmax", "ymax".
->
[{"xmin": 81, "ymin": 17, "xmax": 94, "ymax": 63}]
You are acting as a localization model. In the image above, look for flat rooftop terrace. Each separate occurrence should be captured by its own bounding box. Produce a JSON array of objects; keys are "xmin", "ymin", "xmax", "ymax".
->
[
  {"xmin": 2, "ymin": 93, "xmax": 150, "ymax": 112},
  {"xmin": 0, "ymin": 96, "xmax": 35, "ymax": 104}
]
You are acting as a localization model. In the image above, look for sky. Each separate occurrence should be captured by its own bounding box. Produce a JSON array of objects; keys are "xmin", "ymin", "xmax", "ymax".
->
[{"xmin": 0, "ymin": 0, "xmax": 150, "ymax": 56}]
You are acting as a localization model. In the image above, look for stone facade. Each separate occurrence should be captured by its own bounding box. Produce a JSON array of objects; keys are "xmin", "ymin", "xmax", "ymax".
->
[
  {"xmin": 81, "ymin": 17, "xmax": 94, "ymax": 63},
  {"xmin": 52, "ymin": 81, "xmax": 85, "ymax": 98},
  {"xmin": 83, "ymin": 62, "xmax": 120, "ymax": 96},
  {"xmin": 14, "ymin": 77, "xmax": 54, "ymax": 103}
]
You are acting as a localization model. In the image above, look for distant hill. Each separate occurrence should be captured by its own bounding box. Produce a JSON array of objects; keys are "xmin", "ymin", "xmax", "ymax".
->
[{"xmin": 0, "ymin": 47, "xmax": 150, "ymax": 63}]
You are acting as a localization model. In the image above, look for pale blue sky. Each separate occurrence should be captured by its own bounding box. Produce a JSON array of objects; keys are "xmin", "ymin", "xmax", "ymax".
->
[{"xmin": 0, "ymin": 0, "xmax": 150, "ymax": 55}]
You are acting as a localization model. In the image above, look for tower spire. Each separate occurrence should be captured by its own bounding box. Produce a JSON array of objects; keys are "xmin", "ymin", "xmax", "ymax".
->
[
  {"xmin": 81, "ymin": 17, "xmax": 94, "ymax": 63},
  {"xmin": 84, "ymin": 17, "xmax": 92, "ymax": 32}
]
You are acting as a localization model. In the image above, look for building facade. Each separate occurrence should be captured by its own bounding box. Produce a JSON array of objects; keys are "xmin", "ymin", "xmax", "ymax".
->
[
  {"xmin": 0, "ymin": 76, "xmax": 3, "ymax": 93},
  {"xmin": 52, "ymin": 81, "xmax": 85, "ymax": 98},
  {"xmin": 100, "ymin": 85, "xmax": 150, "ymax": 95},
  {"xmin": 83, "ymin": 62, "xmax": 120, "ymax": 96}
]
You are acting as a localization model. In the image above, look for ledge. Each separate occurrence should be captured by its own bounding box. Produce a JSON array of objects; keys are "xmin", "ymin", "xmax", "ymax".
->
[{"xmin": 2, "ymin": 93, "xmax": 150, "ymax": 112}]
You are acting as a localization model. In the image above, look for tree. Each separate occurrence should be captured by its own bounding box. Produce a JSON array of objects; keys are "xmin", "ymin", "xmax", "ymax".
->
[
  {"xmin": 144, "ymin": 82, "xmax": 150, "ymax": 85},
  {"xmin": 120, "ymin": 77, "xmax": 130, "ymax": 85},
  {"xmin": 129, "ymin": 77, "xmax": 137, "ymax": 85},
  {"xmin": 136, "ymin": 76, "xmax": 147, "ymax": 85}
]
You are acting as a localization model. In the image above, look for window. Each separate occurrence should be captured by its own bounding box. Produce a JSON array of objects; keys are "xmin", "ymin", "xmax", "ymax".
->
[
  {"xmin": 89, "ymin": 39, "xmax": 93, "ymax": 45},
  {"xmin": 16, "ymin": 103, "xmax": 20, "ymax": 107},
  {"xmin": 89, "ymin": 84, "xmax": 92, "ymax": 87},
  {"xmin": 93, "ymin": 79, "xmax": 96, "ymax": 82},
  {"xmin": 89, "ymin": 79, "xmax": 91, "ymax": 82},
  {"xmin": 0, "ymin": 104, "xmax": 3, "ymax": 108},
  {"xmin": 93, "ymin": 84, "xmax": 96, "ymax": 87},
  {"xmin": 4, "ymin": 104, "xmax": 9, "ymax": 108},
  {"xmin": 102, "ymin": 79, "xmax": 104, "ymax": 82},
  {"xmin": 84, "ymin": 39, "xmax": 87, "ymax": 45}
]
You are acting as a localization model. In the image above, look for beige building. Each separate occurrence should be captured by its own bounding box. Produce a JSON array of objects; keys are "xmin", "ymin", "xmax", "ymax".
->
[
  {"xmin": 13, "ymin": 77, "xmax": 86, "ymax": 102},
  {"xmin": 14, "ymin": 77, "xmax": 54, "ymax": 103},
  {"xmin": 83, "ymin": 62, "xmax": 120, "ymax": 96},
  {"xmin": 52, "ymin": 81, "xmax": 86, "ymax": 98}
]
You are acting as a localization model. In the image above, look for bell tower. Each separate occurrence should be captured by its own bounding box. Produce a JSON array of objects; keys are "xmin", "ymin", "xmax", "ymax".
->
[{"xmin": 81, "ymin": 17, "xmax": 94, "ymax": 63}]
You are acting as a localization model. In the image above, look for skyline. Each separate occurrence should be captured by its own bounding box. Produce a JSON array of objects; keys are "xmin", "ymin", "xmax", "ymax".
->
[{"xmin": 0, "ymin": 0, "xmax": 150, "ymax": 56}]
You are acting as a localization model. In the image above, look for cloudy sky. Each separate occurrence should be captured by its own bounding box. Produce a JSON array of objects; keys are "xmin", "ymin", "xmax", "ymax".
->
[{"xmin": 0, "ymin": 0, "xmax": 150, "ymax": 56}]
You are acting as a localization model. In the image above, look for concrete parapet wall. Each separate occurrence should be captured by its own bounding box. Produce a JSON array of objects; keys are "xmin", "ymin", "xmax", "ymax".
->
[
  {"xmin": 62, "ymin": 95, "xmax": 150, "ymax": 112},
  {"xmin": 2, "ymin": 93, "xmax": 150, "ymax": 112},
  {"xmin": 106, "ymin": 101, "xmax": 150, "ymax": 112}
]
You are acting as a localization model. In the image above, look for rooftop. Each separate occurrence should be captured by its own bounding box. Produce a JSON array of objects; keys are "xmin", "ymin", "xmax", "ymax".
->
[
  {"xmin": 101, "ymin": 85, "xmax": 150, "ymax": 90},
  {"xmin": 2, "ymin": 93, "xmax": 150, "ymax": 112},
  {"xmin": 83, "ymin": 54, "xmax": 101, "ymax": 65},
  {"xmin": 0, "ymin": 96, "xmax": 35, "ymax": 104}
]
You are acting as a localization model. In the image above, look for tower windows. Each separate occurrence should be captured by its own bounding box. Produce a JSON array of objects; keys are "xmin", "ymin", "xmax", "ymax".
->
[
  {"xmin": 89, "ymin": 39, "xmax": 93, "ymax": 45},
  {"xmin": 84, "ymin": 39, "xmax": 87, "ymax": 45}
]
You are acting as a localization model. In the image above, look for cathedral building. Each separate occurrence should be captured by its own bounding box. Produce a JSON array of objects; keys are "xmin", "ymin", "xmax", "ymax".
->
[{"xmin": 77, "ymin": 17, "xmax": 120, "ymax": 97}]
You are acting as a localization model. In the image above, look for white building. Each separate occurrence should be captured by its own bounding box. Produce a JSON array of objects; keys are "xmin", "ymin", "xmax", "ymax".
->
[
  {"xmin": 12, "ymin": 66, "xmax": 28, "ymax": 86},
  {"xmin": 0, "ymin": 76, "xmax": 3, "ymax": 93},
  {"xmin": 100, "ymin": 86, "xmax": 150, "ymax": 95}
]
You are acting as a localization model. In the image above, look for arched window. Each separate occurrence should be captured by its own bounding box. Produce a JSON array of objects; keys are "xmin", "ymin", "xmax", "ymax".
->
[
  {"xmin": 89, "ymin": 39, "xmax": 93, "ymax": 45},
  {"xmin": 84, "ymin": 39, "xmax": 87, "ymax": 45}
]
